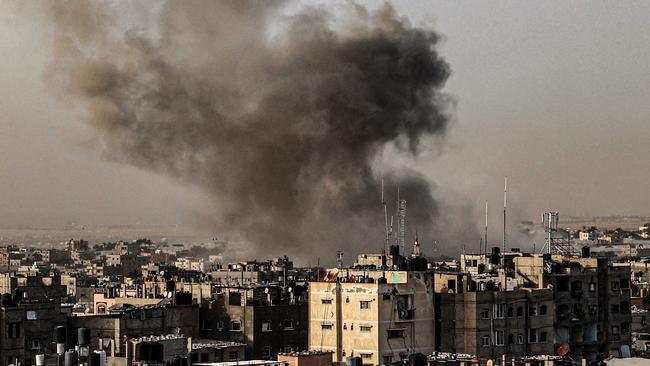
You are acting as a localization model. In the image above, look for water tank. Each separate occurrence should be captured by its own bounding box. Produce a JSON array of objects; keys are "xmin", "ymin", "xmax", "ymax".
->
[
  {"xmin": 582, "ymin": 246, "xmax": 591, "ymax": 258},
  {"xmin": 55, "ymin": 326, "xmax": 67, "ymax": 344},
  {"xmin": 1, "ymin": 293, "xmax": 13, "ymax": 307},
  {"xmin": 35, "ymin": 354, "xmax": 45, "ymax": 366},
  {"xmin": 377, "ymin": 277, "xmax": 387, "ymax": 284},
  {"xmin": 346, "ymin": 357, "xmax": 363, "ymax": 366},
  {"xmin": 409, "ymin": 353, "xmax": 428, "ymax": 366},
  {"xmin": 78, "ymin": 328, "xmax": 91, "ymax": 346},
  {"xmin": 389, "ymin": 245, "xmax": 400, "ymax": 257},
  {"xmin": 490, "ymin": 247, "xmax": 500, "ymax": 265},
  {"xmin": 166, "ymin": 280, "xmax": 176, "ymax": 292},
  {"xmin": 88, "ymin": 352, "xmax": 102, "ymax": 366},
  {"xmin": 477, "ymin": 263, "xmax": 486, "ymax": 274},
  {"xmin": 64, "ymin": 350, "xmax": 78, "ymax": 366}
]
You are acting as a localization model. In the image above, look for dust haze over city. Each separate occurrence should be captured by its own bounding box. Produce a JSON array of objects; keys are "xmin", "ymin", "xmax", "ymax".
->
[{"xmin": 2, "ymin": 1, "xmax": 650, "ymax": 261}]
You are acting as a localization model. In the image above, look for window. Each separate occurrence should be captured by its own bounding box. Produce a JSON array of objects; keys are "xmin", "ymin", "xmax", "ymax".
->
[
  {"xmin": 360, "ymin": 325, "xmax": 372, "ymax": 332},
  {"xmin": 621, "ymin": 301, "xmax": 630, "ymax": 314},
  {"xmin": 201, "ymin": 320, "xmax": 212, "ymax": 330},
  {"xmin": 507, "ymin": 307, "xmax": 514, "ymax": 318},
  {"xmin": 229, "ymin": 292, "xmax": 242, "ymax": 306},
  {"xmin": 30, "ymin": 339, "xmax": 41, "ymax": 350},
  {"xmin": 321, "ymin": 299, "xmax": 332, "ymax": 304},
  {"xmin": 360, "ymin": 301, "xmax": 370, "ymax": 309},
  {"xmin": 200, "ymin": 353, "xmax": 209, "ymax": 362},
  {"xmin": 230, "ymin": 321, "xmax": 242, "ymax": 332},
  {"xmin": 529, "ymin": 305, "xmax": 537, "ymax": 316},
  {"xmin": 283, "ymin": 319, "xmax": 294, "ymax": 330},
  {"xmin": 611, "ymin": 326, "xmax": 620, "ymax": 335},
  {"xmin": 216, "ymin": 321, "xmax": 224, "ymax": 331},
  {"xmin": 229, "ymin": 351, "xmax": 239, "ymax": 360},
  {"xmin": 529, "ymin": 329, "xmax": 538, "ymax": 343},
  {"xmin": 262, "ymin": 321, "xmax": 272, "ymax": 332},
  {"xmin": 622, "ymin": 323, "xmax": 630, "ymax": 334},
  {"xmin": 481, "ymin": 336, "xmax": 490, "ymax": 347},
  {"xmin": 321, "ymin": 324, "xmax": 333, "ymax": 330},
  {"xmin": 7, "ymin": 323, "xmax": 20, "ymax": 338},
  {"xmin": 361, "ymin": 353, "xmax": 373, "ymax": 360},
  {"xmin": 517, "ymin": 306, "xmax": 523, "ymax": 317},
  {"xmin": 539, "ymin": 305, "xmax": 548, "ymax": 315},
  {"xmin": 508, "ymin": 334, "xmax": 515, "ymax": 345},
  {"xmin": 494, "ymin": 304, "xmax": 506, "ymax": 319},
  {"xmin": 480, "ymin": 308, "xmax": 490, "ymax": 319},
  {"xmin": 612, "ymin": 281, "xmax": 620, "ymax": 291},
  {"xmin": 540, "ymin": 331, "xmax": 548, "ymax": 342},
  {"xmin": 517, "ymin": 334, "xmax": 524, "ymax": 344},
  {"xmin": 387, "ymin": 329, "xmax": 405, "ymax": 338},
  {"xmin": 494, "ymin": 330, "xmax": 505, "ymax": 346},
  {"xmin": 263, "ymin": 347, "xmax": 272, "ymax": 360}
]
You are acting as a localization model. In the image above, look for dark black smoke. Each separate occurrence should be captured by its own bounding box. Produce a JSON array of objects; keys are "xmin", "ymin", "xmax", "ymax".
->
[{"xmin": 44, "ymin": 0, "xmax": 459, "ymax": 261}]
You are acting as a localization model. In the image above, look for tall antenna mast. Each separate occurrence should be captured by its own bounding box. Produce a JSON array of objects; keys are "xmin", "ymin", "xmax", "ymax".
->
[
  {"xmin": 381, "ymin": 178, "xmax": 390, "ymax": 255},
  {"xmin": 503, "ymin": 177, "xmax": 507, "ymax": 252},
  {"xmin": 484, "ymin": 201, "xmax": 488, "ymax": 256}
]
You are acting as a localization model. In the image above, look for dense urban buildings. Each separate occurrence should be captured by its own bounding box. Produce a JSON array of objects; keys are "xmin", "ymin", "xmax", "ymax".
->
[{"xmin": 2, "ymin": 221, "xmax": 650, "ymax": 365}]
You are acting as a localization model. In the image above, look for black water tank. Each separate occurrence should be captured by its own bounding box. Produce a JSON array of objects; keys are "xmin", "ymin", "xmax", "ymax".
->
[
  {"xmin": 78, "ymin": 328, "xmax": 90, "ymax": 346},
  {"xmin": 64, "ymin": 350, "xmax": 78, "ymax": 366},
  {"xmin": 409, "ymin": 353, "xmax": 428, "ymax": 366},
  {"xmin": 477, "ymin": 263, "xmax": 486, "ymax": 274},
  {"xmin": 582, "ymin": 245, "xmax": 591, "ymax": 258},
  {"xmin": 490, "ymin": 247, "xmax": 501, "ymax": 265},
  {"xmin": 88, "ymin": 352, "xmax": 101, "ymax": 366},
  {"xmin": 166, "ymin": 280, "xmax": 176, "ymax": 292},
  {"xmin": 55, "ymin": 326, "xmax": 67, "ymax": 344},
  {"xmin": 543, "ymin": 253, "xmax": 551, "ymax": 261},
  {"xmin": 346, "ymin": 357, "xmax": 363, "ymax": 366},
  {"xmin": 1, "ymin": 293, "xmax": 13, "ymax": 307},
  {"xmin": 377, "ymin": 277, "xmax": 387, "ymax": 284},
  {"xmin": 390, "ymin": 245, "xmax": 400, "ymax": 257}
]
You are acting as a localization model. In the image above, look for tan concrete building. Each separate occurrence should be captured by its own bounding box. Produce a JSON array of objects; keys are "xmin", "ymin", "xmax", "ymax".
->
[{"xmin": 308, "ymin": 270, "xmax": 435, "ymax": 365}]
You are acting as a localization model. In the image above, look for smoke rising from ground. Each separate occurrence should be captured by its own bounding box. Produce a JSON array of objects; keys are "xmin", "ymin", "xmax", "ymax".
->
[{"xmin": 43, "ymin": 0, "xmax": 468, "ymax": 261}]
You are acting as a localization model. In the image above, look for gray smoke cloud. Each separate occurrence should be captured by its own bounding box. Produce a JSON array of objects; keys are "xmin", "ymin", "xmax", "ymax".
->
[{"xmin": 43, "ymin": 0, "xmax": 467, "ymax": 261}]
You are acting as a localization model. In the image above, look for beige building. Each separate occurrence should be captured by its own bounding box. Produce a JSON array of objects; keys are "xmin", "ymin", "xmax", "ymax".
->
[{"xmin": 308, "ymin": 270, "xmax": 435, "ymax": 365}]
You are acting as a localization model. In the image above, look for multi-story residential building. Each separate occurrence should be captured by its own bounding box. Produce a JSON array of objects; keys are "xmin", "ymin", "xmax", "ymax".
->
[
  {"xmin": 439, "ymin": 288, "xmax": 555, "ymax": 358},
  {"xmin": 308, "ymin": 269, "xmax": 436, "ymax": 366},
  {"xmin": 199, "ymin": 284, "xmax": 307, "ymax": 360}
]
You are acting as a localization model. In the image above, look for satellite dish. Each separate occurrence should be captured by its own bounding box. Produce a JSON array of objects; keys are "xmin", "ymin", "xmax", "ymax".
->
[{"xmin": 264, "ymin": 288, "xmax": 269, "ymax": 294}]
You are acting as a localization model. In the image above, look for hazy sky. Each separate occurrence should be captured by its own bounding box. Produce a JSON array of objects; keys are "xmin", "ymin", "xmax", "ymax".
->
[{"xmin": 1, "ymin": 0, "xmax": 650, "ymax": 235}]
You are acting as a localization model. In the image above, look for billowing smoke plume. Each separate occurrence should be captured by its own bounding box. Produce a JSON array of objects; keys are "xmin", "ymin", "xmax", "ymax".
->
[{"xmin": 44, "ymin": 0, "xmax": 461, "ymax": 261}]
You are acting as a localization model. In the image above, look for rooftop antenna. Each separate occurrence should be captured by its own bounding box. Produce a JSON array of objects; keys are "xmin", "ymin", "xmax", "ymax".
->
[
  {"xmin": 396, "ymin": 186, "xmax": 407, "ymax": 253},
  {"xmin": 381, "ymin": 178, "xmax": 390, "ymax": 255},
  {"xmin": 336, "ymin": 251, "xmax": 344, "ymax": 270},
  {"xmin": 540, "ymin": 211, "xmax": 578, "ymax": 256},
  {"xmin": 484, "ymin": 201, "xmax": 489, "ymax": 256},
  {"xmin": 503, "ymin": 177, "xmax": 507, "ymax": 252},
  {"xmin": 413, "ymin": 230, "xmax": 421, "ymax": 257}
]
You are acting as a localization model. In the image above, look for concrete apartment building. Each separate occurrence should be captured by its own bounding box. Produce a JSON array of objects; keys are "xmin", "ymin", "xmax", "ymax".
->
[
  {"xmin": 439, "ymin": 288, "xmax": 555, "ymax": 358},
  {"xmin": 0, "ymin": 274, "xmax": 68, "ymax": 366},
  {"xmin": 199, "ymin": 284, "xmax": 308, "ymax": 360},
  {"xmin": 460, "ymin": 250, "xmax": 633, "ymax": 361},
  {"xmin": 308, "ymin": 269, "xmax": 436, "ymax": 366}
]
